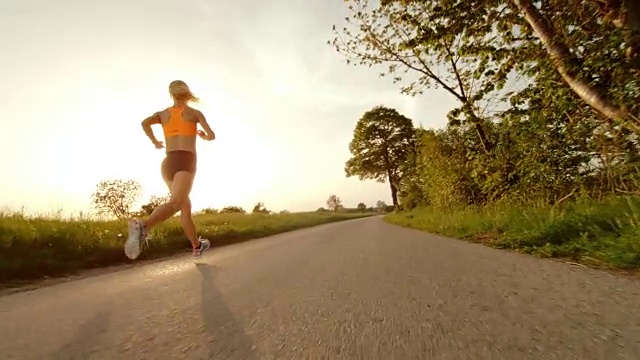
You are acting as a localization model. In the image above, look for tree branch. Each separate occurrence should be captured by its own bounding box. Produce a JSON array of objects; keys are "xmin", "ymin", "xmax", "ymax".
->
[{"xmin": 512, "ymin": 0, "xmax": 629, "ymax": 120}]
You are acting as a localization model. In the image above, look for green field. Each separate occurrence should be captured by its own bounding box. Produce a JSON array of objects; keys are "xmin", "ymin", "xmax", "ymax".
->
[
  {"xmin": 0, "ymin": 211, "xmax": 372, "ymax": 285},
  {"xmin": 385, "ymin": 196, "xmax": 640, "ymax": 271}
]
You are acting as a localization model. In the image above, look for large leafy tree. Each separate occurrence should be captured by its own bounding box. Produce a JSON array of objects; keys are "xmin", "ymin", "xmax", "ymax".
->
[
  {"xmin": 345, "ymin": 106, "xmax": 416, "ymax": 208},
  {"xmin": 331, "ymin": 0, "xmax": 640, "ymax": 131},
  {"xmin": 330, "ymin": 0, "xmax": 531, "ymax": 154}
]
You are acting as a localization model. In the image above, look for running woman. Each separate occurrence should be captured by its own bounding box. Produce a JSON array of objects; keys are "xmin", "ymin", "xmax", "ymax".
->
[{"xmin": 124, "ymin": 80, "xmax": 216, "ymax": 260}]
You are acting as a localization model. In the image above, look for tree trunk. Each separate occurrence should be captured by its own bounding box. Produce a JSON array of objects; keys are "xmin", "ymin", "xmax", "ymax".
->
[
  {"xmin": 467, "ymin": 112, "xmax": 492, "ymax": 153},
  {"xmin": 386, "ymin": 168, "xmax": 399, "ymax": 209},
  {"xmin": 475, "ymin": 123, "xmax": 491, "ymax": 153},
  {"xmin": 512, "ymin": 0, "xmax": 628, "ymax": 120},
  {"xmin": 389, "ymin": 180, "xmax": 399, "ymax": 209}
]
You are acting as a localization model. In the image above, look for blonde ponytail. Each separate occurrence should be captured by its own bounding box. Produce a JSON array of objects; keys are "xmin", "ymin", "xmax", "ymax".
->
[{"xmin": 168, "ymin": 80, "xmax": 199, "ymax": 103}]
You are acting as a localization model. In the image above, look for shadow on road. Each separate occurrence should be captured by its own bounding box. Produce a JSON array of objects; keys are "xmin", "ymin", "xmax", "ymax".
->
[
  {"xmin": 196, "ymin": 263, "xmax": 257, "ymax": 359},
  {"xmin": 49, "ymin": 310, "xmax": 112, "ymax": 360}
]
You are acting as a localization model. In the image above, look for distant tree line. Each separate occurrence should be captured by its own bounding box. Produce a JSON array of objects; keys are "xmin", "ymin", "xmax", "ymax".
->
[
  {"xmin": 89, "ymin": 180, "xmax": 380, "ymax": 219},
  {"xmin": 89, "ymin": 179, "xmax": 256, "ymax": 219}
]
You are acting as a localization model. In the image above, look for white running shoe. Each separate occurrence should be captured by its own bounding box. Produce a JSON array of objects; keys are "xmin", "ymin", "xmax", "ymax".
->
[
  {"xmin": 193, "ymin": 237, "xmax": 211, "ymax": 257},
  {"xmin": 124, "ymin": 218, "xmax": 148, "ymax": 260}
]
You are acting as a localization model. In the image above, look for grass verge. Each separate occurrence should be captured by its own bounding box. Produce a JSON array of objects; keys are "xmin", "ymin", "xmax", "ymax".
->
[
  {"xmin": 0, "ymin": 211, "xmax": 372, "ymax": 285},
  {"xmin": 384, "ymin": 196, "xmax": 640, "ymax": 270}
]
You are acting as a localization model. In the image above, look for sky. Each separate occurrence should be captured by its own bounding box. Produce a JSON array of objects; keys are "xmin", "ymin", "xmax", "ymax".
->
[{"xmin": 0, "ymin": 0, "xmax": 457, "ymax": 216}]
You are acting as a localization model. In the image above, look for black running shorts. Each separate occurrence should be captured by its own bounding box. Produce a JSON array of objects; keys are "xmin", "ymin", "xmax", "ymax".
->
[{"xmin": 160, "ymin": 150, "xmax": 197, "ymax": 183}]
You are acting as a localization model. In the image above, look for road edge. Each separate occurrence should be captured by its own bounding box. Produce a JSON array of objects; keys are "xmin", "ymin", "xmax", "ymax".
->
[
  {"xmin": 0, "ymin": 215, "xmax": 377, "ymax": 296},
  {"xmin": 382, "ymin": 214, "xmax": 640, "ymax": 280}
]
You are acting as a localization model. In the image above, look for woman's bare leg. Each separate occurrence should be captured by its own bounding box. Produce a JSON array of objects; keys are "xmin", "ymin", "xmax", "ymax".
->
[
  {"xmin": 125, "ymin": 171, "xmax": 209, "ymax": 259},
  {"xmin": 159, "ymin": 180, "xmax": 198, "ymax": 248},
  {"xmin": 144, "ymin": 171, "xmax": 195, "ymax": 229},
  {"xmin": 180, "ymin": 198, "xmax": 198, "ymax": 248}
]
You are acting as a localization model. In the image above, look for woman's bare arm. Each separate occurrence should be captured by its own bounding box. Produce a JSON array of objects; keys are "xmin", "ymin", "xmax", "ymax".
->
[
  {"xmin": 195, "ymin": 110, "xmax": 215, "ymax": 140},
  {"xmin": 141, "ymin": 112, "xmax": 163, "ymax": 147}
]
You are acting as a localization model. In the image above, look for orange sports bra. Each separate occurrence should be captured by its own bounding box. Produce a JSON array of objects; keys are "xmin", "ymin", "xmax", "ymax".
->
[{"xmin": 162, "ymin": 106, "xmax": 197, "ymax": 138}]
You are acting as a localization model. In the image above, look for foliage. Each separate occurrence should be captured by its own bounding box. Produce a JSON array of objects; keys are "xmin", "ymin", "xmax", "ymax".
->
[
  {"xmin": 330, "ymin": 0, "xmax": 528, "ymax": 152},
  {"xmin": 331, "ymin": 0, "xmax": 640, "ymax": 209},
  {"xmin": 357, "ymin": 202, "xmax": 367, "ymax": 211},
  {"xmin": 220, "ymin": 206, "xmax": 246, "ymax": 214},
  {"xmin": 345, "ymin": 106, "xmax": 416, "ymax": 207},
  {"xmin": 326, "ymin": 195, "xmax": 342, "ymax": 212},
  {"xmin": 90, "ymin": 179, "xmax": 142, "ymax": 220},
  {"xmin": 511, "ymin": 0, "xmax": 638, "ymax": 123}
]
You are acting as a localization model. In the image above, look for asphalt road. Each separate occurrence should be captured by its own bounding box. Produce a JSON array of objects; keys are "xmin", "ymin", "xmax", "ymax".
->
[{"xmin": 1, "ymin": 216, "xmax": 640, "ymax": 359}]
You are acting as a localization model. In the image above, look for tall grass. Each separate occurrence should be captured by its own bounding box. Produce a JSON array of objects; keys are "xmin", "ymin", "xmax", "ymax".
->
[
  {"xmin": 385, "ymin": 196, "xmax": 640, "ymax": 269},
  {"xmin": 0, "ymin": 211, "xmax": 372, "ymax": 284}
]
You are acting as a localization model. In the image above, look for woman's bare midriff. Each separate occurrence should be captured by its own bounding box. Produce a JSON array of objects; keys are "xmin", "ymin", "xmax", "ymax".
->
[{"xmin": 165, "ymin": 135, "xmax": 197, "ymax": 154}]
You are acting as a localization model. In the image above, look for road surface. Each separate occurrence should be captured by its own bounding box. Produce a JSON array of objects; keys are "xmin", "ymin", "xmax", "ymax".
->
[{"xmin": 1, "ymin": 216, "xmax": 640, "ymax": 359}]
